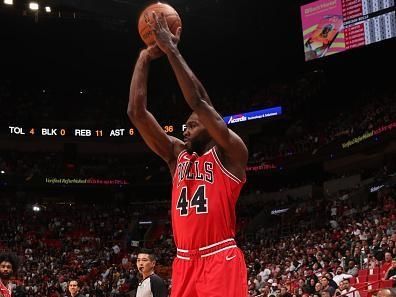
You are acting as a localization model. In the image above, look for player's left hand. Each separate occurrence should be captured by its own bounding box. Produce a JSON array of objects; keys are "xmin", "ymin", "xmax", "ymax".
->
[{"xmin": 147, "ymin": 11, "xmax": 181, "ymax": 55}]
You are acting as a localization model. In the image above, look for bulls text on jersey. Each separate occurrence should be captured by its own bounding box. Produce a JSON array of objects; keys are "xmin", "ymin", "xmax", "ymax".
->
[{"xmin": 176, "ymin": 160, "xmax": 214, "ymax": 186}]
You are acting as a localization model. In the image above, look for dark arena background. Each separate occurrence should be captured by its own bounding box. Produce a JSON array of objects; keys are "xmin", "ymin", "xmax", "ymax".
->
[{"xmin": 0, "ymin": 0, "xmax": 395, "ymax": 296}]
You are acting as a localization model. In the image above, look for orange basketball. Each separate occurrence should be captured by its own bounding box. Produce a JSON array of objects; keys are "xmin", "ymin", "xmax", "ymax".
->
[{"xmin": 138, "ymin": 2, "xmax": 182, "ymax": 46}]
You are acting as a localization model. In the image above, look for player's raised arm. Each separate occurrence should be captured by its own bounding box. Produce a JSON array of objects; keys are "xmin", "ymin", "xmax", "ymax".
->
[
  {"xmin": 149, "ymin": 12, "xmax": 248, "ymax": 179},
  {"xmin": 127, "ymin": 47, "xmax": 184, "ymax": 171}
]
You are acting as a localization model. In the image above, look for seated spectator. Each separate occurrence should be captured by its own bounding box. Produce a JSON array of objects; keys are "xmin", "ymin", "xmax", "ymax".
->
[
  {"xmin": 280, "ymin": 286, "xmax": 292, "ymax": 297},
  {"xmin": 341, "ymin": 279, "xmax": 360, "ymax": 297},
  {"xmin": 381, "ymin": 252, "xmax": 394, "ymax": 276},
  {"xmin": 384, "ymin": 258, "xmax": 396, "ymax": 280},
  {"xmin": 334, "ymin": 281, "xmax": 344, "ymax": 297},
  {"xmin": 346, "ymin": 260, "xmax": 359, "ymax": 277},
  {"xmin": 321, "ymin": 290, "xmax": 332, "ymax": 297},
  {"xmin": 320, "ymin": 276, "xmax": 336, "ymax": 297},
  {"xmin": 377, "ymin": 288, "xmax": 396, "ymax": 297},
  {"xmin": 314, "ymin": 282, "xmax": 322, "ymax": 295},
  {"xmin": 332, "ymin": 266, "xmax": 353, "ymax": 286},
  {"xmin": 324, "ymin": 272, "xmax": 338, "ymax": 289}
]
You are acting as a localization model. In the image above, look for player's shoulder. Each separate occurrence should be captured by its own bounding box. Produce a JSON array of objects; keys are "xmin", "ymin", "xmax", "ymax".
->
[{"xmin": 169, "ymin": 136, "xmax": 186, "ymax": 159}]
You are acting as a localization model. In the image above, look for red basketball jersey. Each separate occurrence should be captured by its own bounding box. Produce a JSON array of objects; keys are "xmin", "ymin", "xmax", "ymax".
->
[{"xmin": 171, "ymin": 147, "xmax": 245, "ymax": 250}]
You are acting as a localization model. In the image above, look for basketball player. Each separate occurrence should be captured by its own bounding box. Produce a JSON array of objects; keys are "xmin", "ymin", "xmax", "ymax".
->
[
  {"xmin": 0, "ymin": 253, "xmax": 25, "ymax": 297},
  {"xmin": 127, "ymin": 11, "xmax": 248, "ymax": 297},
  {"xmin": 136, "ymin": 249, "xmax": 168, "ymax": 297}
]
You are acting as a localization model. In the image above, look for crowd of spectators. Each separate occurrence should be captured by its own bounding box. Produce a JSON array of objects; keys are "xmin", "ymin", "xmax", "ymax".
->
[
  {"xmin": 248, "ymin": 88, "xmax": 396, "ymax": 165},
  {"xmin": 0, "ymin": 200, "xmax": 172, "ymax": 297},
  {"xmin": 1, "ymin": 70, "xmax": 395, "ymax": 185},
  {"xmin": 242, "ymin": 186, "xmax": 396, "ymax": 297},
  {"xmin": 0, "ymin": 150, "xmax": 169, "ymax": 187},
  {"xmin": 0, "ymin": 175, "xmax": 394, "ymax": 297}
]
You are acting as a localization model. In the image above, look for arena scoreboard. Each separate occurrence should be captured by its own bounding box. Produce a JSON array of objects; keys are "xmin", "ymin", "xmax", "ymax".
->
[
  {"xmin": 7, "ymin": 125, "xmax": 177, "ymax": 138},
  {"xmin": 301, "ymin": 0, "xmax": 396, "ymax": 61},
  {"xmin": 5, "ymin": 106, "xmax": 283, "ymax": 139}
]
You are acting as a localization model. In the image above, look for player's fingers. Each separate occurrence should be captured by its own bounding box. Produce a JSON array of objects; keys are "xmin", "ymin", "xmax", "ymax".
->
[
  {"xmin": 159, "ymin": 12, "xmax": 170, "ymax": 31},
  {"xmin": 145, "ymin": 18, "xmax": 155, "ymax": 32},
  {"xmin": 175, "ymin": 27, "xmax": 182, "ymax": 39},
  {"xmin": 152, "ymin": 11, "xmax": 162, "ymax": 29},
  {"xmin": 144, "ymin": 13, "xmax": 158, "ymax": 34}
]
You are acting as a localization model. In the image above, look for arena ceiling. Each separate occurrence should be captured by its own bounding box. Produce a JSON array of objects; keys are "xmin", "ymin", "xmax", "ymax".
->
[
  {"xmin": 0, "ymin": 0, "xmax": 394, "ymax": 92},
  {"xmin": 0, "ymin": 0, "xmax": 303, "ymax": 84}
]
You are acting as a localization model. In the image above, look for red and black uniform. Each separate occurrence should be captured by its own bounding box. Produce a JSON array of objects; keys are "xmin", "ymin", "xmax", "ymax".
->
[
  {"xmin": 170, "ymin": 147, "xmax": 247, "ymax": 297},
  {"xmin": 0, "ymin": 280, "xmax": 12, "ymax": 297}
]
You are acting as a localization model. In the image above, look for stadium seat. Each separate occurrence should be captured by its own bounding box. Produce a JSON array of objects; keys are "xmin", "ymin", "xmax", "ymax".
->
[
  {"xmin": 357, "ymin": 276, "xmax": 368, "ymax": 283},
  {"xmin": 367, "ymin": 274, "xmax": 380, "ymax": 283},
  {"xmin": 359, "ymin": 269, "xmax": 369, "ymax": 277},
  {"xmin": 367, "ymin": 281, "xmax": 380, "ymax": 290},
  {"xmin": 356, "ymin": 282, "xmax": 368, "ymax": 291},
  {"xmin": 367, "ymin": 291, "xmax": 376, "ymax": 297},
  {"xmin": 360, "ymin": 290, "xmax": 369, "ymax": 297},
  {"xmin": 380, "ymin": 279, "xmax": 394, "ymax": 288}
]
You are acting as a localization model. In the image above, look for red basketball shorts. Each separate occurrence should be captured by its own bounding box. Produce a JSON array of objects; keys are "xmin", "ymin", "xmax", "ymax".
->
[{"xmin": 170, "ymin": 238, "xmax": 247, "ymax": 297}]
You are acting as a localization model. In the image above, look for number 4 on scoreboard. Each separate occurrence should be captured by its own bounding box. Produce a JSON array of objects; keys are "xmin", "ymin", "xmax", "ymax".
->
[{"xmin": 30, "ymin": 128, "xmax": 35, "ymax": 135}]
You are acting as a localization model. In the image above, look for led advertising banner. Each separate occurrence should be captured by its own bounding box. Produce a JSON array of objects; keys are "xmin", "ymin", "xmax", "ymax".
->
[{"xmin": 223, "ymin": 106, "xmax": 282, "ymax": 125}]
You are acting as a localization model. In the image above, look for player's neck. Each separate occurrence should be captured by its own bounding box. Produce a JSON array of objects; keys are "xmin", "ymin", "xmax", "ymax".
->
[{"xmin": 193, "ymin": 142, "xmax": 215, "ymax": 156}]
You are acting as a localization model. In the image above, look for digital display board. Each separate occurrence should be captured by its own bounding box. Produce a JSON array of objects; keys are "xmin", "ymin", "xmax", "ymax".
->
[
  {"xmin": 300, "ymin": 0, "xmax": 396, "ymax": 61},
  {"xmin": 5, "ymin": 107, "xmax": 282, "ymax": 139},
  {"xmin": 222, "ymin": 106, "xmax": 282, "ymax": 125},
  {"xmin": 6, "ymin": 125, "xmax": 176, "ymax": 138}
]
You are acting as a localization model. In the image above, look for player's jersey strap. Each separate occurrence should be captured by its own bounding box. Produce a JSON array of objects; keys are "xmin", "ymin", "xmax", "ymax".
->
[
  {"xmin": 176, "ymin": 149, "xmax": 187, "ymax": 163},
  {"xmin": 211, "ymin": 147, "xmax": 244, "ymax": 184}
]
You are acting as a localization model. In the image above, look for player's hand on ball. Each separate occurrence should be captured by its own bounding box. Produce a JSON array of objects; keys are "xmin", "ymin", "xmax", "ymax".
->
[
  {"xmin": 139, "ymin": 45, "xmax": 162, "ymax": 62},
  {"xmin": 148, "ymin": 11, "xmax": 181, "ymax": 54},
  {"xmin": 146, "ymin": 44, "xmax": 163, "ymax": 60}
]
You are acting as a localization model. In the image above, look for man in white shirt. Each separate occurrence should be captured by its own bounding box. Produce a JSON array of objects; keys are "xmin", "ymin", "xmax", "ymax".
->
[
  {"xmin": 332, "ymin": 266, "xmax": 353, "ymax": 286},
  {"xmin": 341, "ymin": 278, "xmax": 360, "ymax": 297}
]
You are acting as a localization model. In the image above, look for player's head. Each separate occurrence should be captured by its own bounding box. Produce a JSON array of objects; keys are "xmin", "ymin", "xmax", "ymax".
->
[
  {"xmin": 68, "ymin": 280, "xmax": 81, "ymax": 296},
  {"xmin": 0, "ymin": 252, "xmax": 19, "ymax": 280},
  {"xmin": 183, "ymin": 112, "xmax": 211, "ymax": 154},
  {"xmin": 137, "ymin": 248, "xmax": 156, "ymax": 276}
]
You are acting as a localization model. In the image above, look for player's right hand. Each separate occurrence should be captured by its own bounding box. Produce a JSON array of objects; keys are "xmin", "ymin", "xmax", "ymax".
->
[
  {"xmin": 146, "ymin": 44, "xmax": 164, "ymax": 60},
  {"xmin": 139, "ymin": 45, "xmax": 163, "ymax": 62}
]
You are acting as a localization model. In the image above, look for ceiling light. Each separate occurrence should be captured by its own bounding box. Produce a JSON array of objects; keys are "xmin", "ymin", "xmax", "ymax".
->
[{"xmin": 29, "ymin": 2, "xmax": 39, "ymax": 10}]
